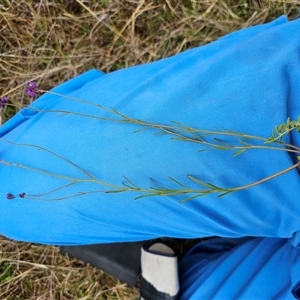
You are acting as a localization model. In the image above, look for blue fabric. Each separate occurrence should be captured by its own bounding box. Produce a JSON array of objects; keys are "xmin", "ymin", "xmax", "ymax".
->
[
  {"xmin": 179, "ymin": 237, "xmax": 300, "ymax": 299},
  {"xmin": 1, "ymin": 16, "xmax": 300, "ymax": 247}
]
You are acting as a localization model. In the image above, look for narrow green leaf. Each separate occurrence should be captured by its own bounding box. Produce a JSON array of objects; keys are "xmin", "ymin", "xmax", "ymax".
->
[
  {"xmin": 134, "ymin": 193, "xmax": 157, "ymax": 200},
  {"xmin": 105, "ymin": 189, "xmax": 128, "ymax": 194},
  {"xmin": 187, "ymin": 175, "xmax": 210, "ymax": 188},
  {"xmin": 233, "ymin": 148, "xmax": 247, "ymax": 156},
  {"xmin": 122, "ymin": 176, "xmax": 139, "ymax": 188},
  {"xmin": 218, "ymin": 190, "xmax": 234, "ymax": 197},
  {"xmin": 180, "ymin": 194, "xmax": 204, "ymax": 203},
  {"xmin": 168, "ymin": 176, "xmax": 187, "ymax": 188}
]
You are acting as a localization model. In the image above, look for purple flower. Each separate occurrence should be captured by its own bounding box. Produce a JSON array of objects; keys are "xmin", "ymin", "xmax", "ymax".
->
[
  {"xmin": 26, "ymin": 81, "xmax": 40, "ymax": 97},
  {"xmin": 0, "ymin": 96, "xmax": 8, "ymax": 108},
  {"xmin": 19, "ymin": 193, "xmax": 25, "ymax": 198},
  {"xmin": 6, "ymin": 193, "xmax": 15, "ymax": 200}
]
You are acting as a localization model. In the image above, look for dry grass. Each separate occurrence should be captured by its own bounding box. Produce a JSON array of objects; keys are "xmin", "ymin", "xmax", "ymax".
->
[
  {"xmin": 0, "ymin": 236, "xmax": 138, "ymax": 299},
  {"xmin": 0, "ymin": 0, "xmax": 299, "ymax": 299}
]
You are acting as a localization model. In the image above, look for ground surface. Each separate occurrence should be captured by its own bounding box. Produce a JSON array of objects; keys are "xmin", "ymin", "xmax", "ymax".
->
[{"xmin": 0, "ymin": 0, "xmax": 299, "ymax": 299}]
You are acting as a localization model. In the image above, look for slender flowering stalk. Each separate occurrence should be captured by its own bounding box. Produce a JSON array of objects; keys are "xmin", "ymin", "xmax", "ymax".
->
[
  {"xmin": 24, "ymin": 87, "xmax": 299, "ymax": 154},
  {"xmin": 27, "ymin": 104, "xmax": 300, "ymax": 155}
]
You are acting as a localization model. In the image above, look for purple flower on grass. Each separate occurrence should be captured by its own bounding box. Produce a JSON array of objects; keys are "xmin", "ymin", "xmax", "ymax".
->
[
  {"xmin": 26, "ymin": 81, "xmax": 40, "ymax": 97},
  {"xmin": 0, "ymin": 96, "xmax": 8, "ymax": 108}
]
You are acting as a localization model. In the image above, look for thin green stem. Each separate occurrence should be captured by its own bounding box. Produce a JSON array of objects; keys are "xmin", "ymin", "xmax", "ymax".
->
[
  {"xmin": 227, "ymin": 161, "xmax": 300, "ymax": 193},
  {"xmin": 40, "ymin": 90, "xmax": 105, "ymax": 110},
  {"xmin": 0, "ymin": 138, "xmax": 95, "ymax": 179}
]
